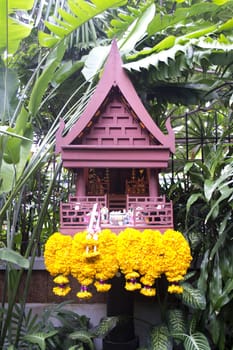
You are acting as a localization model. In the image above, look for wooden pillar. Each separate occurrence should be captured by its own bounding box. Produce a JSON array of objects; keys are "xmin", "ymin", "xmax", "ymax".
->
[
  {"xmin": 103, "ymin": 275, "xmax": 139, "ymax": 350},
  {"xmin": 75, "ymin": 168, "xmax": 86, "ymax": 196},
  {"xmin": 148, "ymin": 169, "xmax": 159, "ymax": 197}
]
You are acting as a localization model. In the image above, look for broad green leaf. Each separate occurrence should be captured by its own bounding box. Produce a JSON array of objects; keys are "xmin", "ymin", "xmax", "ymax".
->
[
  {"xmin": 186, "ymin": 193, "xmax": 204, "ymax": 216},
  {"xmin": 82, "ymin": 46, "xmax": 110, "ymax": 81},
  {"xmin": 69, "ymin": 330, "xmax": 94, "ymax": 350},
  {"xmin": 125, "ymin": 44, "xmax": 187, "ymax": 71},
  {"xmin": 150, "ymin": 324, "xmax": 172, "ymax": 350},
  {"xmin": 212, "ymin": 0, "xmax": 230, "ymax": 5},
  {"xmin": 0, "ymin": 0, "xmax": 34, "ymax": 56},
  {"xmin": 3, "ymin": 132, "xmax": 21, "ymax": 164},
  {"xmin": 208, "ymin": 313, "xmax": 220, "ymax": 345},
  {"xmin": 218, "ymin": 18, "xmax": 233, "ymax": 31},
  {"xmin": 198, "ymin": 251, "xmax": 209, "ymax": 293},
  {"xmin": 148, "ymin": 7, "xmax": 188, "ymax": 36},
  {"xmin": 184, "ymin": 332, "xmax": 211, "ymax": 350},
  {"xmin": 0, "ymin": 160, "xmax": 15, "ymax": 193},
  {"xmin": 38, "ymin": 32, "xmax": 59, "ymax": 47},
  {"xmin": 204, "ymin": 179, "xmax": 215, "ymax": 202},
  {"xmin": 39, "ymin": 0, "xmax": 128, "ymax": 48},
  {"xmin": 213, "ymin": 278, "xmax": 233, "ymax": 310},
  {"xmin": 209, "ymin": 255, "xmax": 223, "ymax": 307},
  {"xmin": 28, "ymin": 40, "xmax": 66, "ymax": 116},
  {"xmin": 205, "ymin": 184, "xmax": 233, "ymax": 223},
  {"xmin": 0, "ymin": 120, "xmax": 32, "ymax": 193},
  {"xmin": 91, "ymin": 316, "xmax": 118, "ymax": 337},
  {"xmin": 0, "ymin": 68, "xmax": 19, "ymax": 121},
  {"xmin": 167, "ymin": 309, "xmax": 187, "ymax": 339},
  {"xmin": 181, "ymin": 283, "xmax": 206, "ymax": 310},
  {"xmin": 0, "ymin": 248, "xmax": 29, "ymax": 268},
  {"xmin": 118, "ymin": 3, "xmax": 156, "ymax": 53},
  {"xmin": 24, "ymin": 331, "xmax": 58, "ymax": 350},
  {"xmin": 52, "ymin": 60, "xmax": 84, "ymax": 86}
]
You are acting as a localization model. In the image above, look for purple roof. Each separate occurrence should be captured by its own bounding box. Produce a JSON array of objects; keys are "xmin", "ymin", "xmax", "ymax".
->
[{"xmin": 56, "ymin": 40, "xmax": 175, "ymax": 155}]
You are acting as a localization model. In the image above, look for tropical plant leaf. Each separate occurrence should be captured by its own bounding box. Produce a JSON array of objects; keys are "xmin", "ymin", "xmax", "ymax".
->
[
  {"xmin": 82, "ymin": 45, "xmax": 111, "ymax": 81},
  {"xmin": 39, "ymin": 0, "xmax": 128, "ymax": 48},
  {"xmin": 28, "ymin": 40, "xmax": 67, "ymax": 116},
  {"xmin": 68, "ymin": 330, "xmax": 94, "ymax": 350},
  {"xmin": 0, "ymin": 248, "xmax": 29, "ymax": 268},
  {"xmin": 0, "ymin": 0, "xmax": 34, "ymax": 56},
  {"xmin": 183, "ymin": 332, "xmax": 211, "ymax": 350},
  {"xmin": 91, "ymin": 316, "xmax": 118, "ymax": 338},
  {"xmin": 23, "ymin": 331, "xmax": 58, "ymax": 350},
  {"xmin": 213, "ymin": 278, "xmax": 233, "ymax": 311},
  {"xmin": 150, "ymin": 324, "xmax": 172, "ymax": 350},
  {"xmin": 181, "ymin": 283, "xmax": 206, "ymax": 310},
  {"xmin": 117, "ymin": 3, "xmax": 155, "ymax": 53},
  {"xmin": 186, "ymin": 193, "xmax": 204, "ymax": 217},
  {"xmin": 167, "ymin": 309, "xmax": 187, "ymax": 340}
]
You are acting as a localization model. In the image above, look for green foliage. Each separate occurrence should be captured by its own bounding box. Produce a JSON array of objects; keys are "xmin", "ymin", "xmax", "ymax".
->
[
  {"xmin": 23, "ymin": 331, "xmax": 58, "ymax": 350},
  {"xmin": 91, "ymin": 316, "xmax": 118, "ymax": 337},
  {"xmin": 1, "ymin": 1, "xmax": 233, "ymax": 349},
  {"xmin": 17, "ymin": 303, "xmax": 119, "ymax": 350},
  {"xmin": 0, "ymin": 248, "xmax": 29, "ymax": 268},
  {"xmin": 182, "ymin": 333, "xmax": 211, "ymax": 350},
  {"xmin": 0, "ymin": 0, "xmax": 34, "ymax": 58},
  {"xmin": 181, "ymin": 283, "xmax": 206, "ymax": 310},
  {"xmin": 150, "ymin": 324, "xmax": 172, "ymax": 350},
  {"xmin": 39, "ymin": 0, "xmax": 128, "ymax": 48},
  {"xmin": 167, "ymin": 309, "xmax": 187, "ymax": 337}
]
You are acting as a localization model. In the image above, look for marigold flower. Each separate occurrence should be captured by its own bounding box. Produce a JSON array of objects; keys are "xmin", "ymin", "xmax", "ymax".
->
[
  {"xmin": 53, "ymin": 285, "xmax": 71, "ymax": 296},
  {"xmin": 94, "ymin": 280, "xmax": 111, "ymax": 292},
  {"xmin": 44, "ymin": 232, "xmax": 72, "ymax": 276},
  {"xmin": 77, "ymin": 285, "xmax": 92, "ymax": 299},
  {"xmin": 168, "ymin": 284, "xmax": 184, "ymax": 294}
]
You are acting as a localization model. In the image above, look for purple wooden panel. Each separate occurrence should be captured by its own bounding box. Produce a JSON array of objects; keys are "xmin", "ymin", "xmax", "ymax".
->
[
  {"xmin": 60, "ymin": 147, "xmax": 170, "ymax": 168},
  {"xmin": 81, "ymin": 96, "xmax": 152, "ymax": 147},
  {"xmin": 59, "ymin": 195, "xmax": 173, "ymax": 235}
]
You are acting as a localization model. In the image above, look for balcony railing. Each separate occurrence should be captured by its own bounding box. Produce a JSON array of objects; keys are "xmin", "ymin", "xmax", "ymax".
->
[{"xmin": 60, "ymin": 195, "xmax": 173, "ymax": 234}]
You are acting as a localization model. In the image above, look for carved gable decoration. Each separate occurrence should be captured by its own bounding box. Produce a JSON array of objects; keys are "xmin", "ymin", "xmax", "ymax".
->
[
  {"xmin": 56, "ymin": 40, "xmax": 175, "ymax": 169},
  {"xmin": 76, "ymin": 92, "xmax": 158, "ymax": 147}
]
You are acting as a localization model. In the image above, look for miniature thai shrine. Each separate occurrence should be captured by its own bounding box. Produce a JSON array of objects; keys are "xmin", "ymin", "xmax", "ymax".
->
[
  {"xmin": 56, "ymin": 40, "xmax": 175, "ymax": 234},
  {"xmin": 52, "ymin": 40, "xmax": 180, "ymax": 350}
]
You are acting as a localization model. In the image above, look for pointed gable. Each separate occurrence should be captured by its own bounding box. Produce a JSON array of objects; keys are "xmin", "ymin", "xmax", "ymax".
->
[{"xmin": 56, "ymin": 40, "xmax": 175, "ymax": 169}]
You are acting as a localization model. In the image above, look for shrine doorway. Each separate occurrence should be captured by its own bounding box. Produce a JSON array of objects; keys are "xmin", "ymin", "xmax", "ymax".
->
[{"xmin": 86, "ymin": 168, "xmax": 149, "ymax": 211}]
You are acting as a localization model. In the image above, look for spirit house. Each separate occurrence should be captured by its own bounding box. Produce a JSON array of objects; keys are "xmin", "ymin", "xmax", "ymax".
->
[{"xmin": 56, "ymin": 40, "xmax": 175, "ymax": 234}]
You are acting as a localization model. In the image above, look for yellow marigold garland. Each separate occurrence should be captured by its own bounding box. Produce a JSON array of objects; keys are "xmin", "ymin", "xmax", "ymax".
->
[
  {"xmin": 70, "ymin": 231, "xmax": 96, "ymax": 298},
  {"xmin": 117, "ymin": 228, "xmax": 142, "ymax": 291},
  {"xmin": 44, "ymin": 228, "xmax": 192, "ymax": 299},
  {"xmin": 93, "ymin": 229, "xmax": 118, "ymax": 292},
  {"xmin": 138, "ymin": 229, "xmax": 165, "ymax": 295},
  {"xmin": 44, "ymin": 232, "xmax": 72, "ymax": 276},
  {"xmin": 53, "ymin": 275, "xmax": 71, "ymax": 296},
  {"xmin": 162, "ymin": 229, "xmax": 192, "ymax": 293}
]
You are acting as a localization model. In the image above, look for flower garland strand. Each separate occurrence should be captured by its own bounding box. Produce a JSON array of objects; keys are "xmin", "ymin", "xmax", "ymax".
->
[
  {"xmin": 139, "ymin": 229, "xmax": 164, "ymax": 296},
  {"xmin": 93, "ymin": 229, "xmax": 118, "ymax": 292},
  {"xmin": 163, "ymin": 229, "xmax": 192, "ymax": 294},
  {"xmin": 117, "ymin": 228, "xmax": 142, "ymax": 291},
  {"xmin": 44, "ymin": 232, "xmax": 72, "ymax": 296},
  {"xmin": 70, "ymin": 231, "xmax": 96, "ymax": 299},
  {"xmin": 44, "ymin": 228, "xmax": 192, "ymax": 299}
]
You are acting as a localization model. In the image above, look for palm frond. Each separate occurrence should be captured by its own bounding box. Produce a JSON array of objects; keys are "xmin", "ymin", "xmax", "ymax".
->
[{"xmin": 39, "ymin": 0, "xmax": 127, "ymax": 48}]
